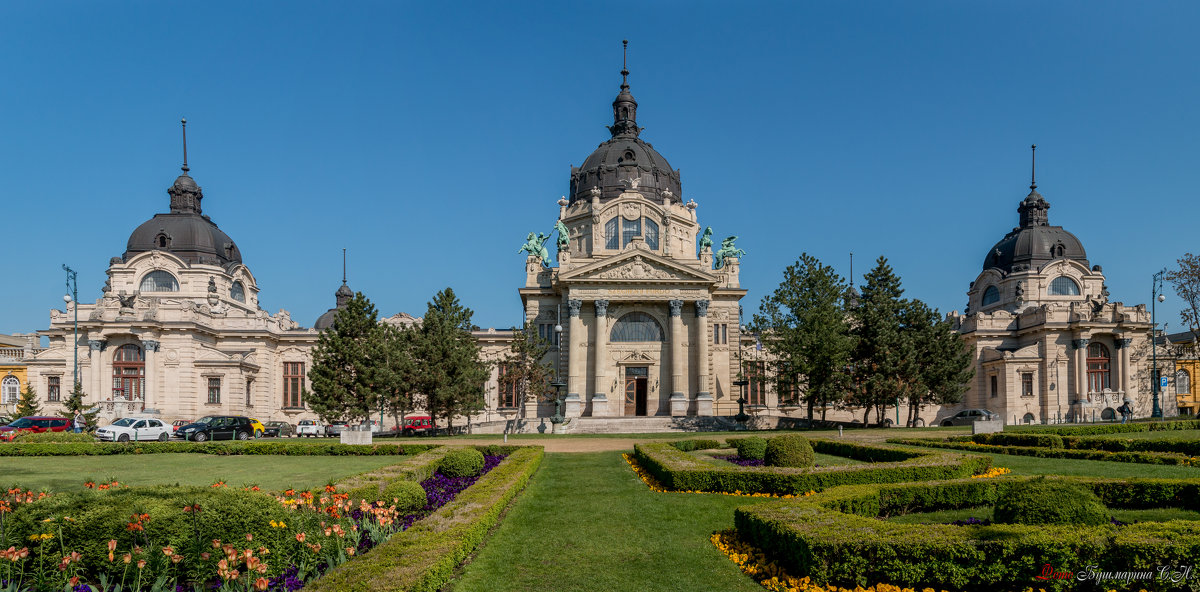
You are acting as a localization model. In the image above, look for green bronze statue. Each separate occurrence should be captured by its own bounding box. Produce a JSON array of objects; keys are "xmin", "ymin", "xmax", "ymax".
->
[
  {"xmin": 555, "ymin": 220, "xmax": 569, "ymax": 255},
  {"xmin": 518, "ymin": 232, "xmax": 552, "ymax": 267},
  {"xmin": 713, "ymin": 236, "xmax": 746, "ymax": 270},
  {"xmin": 698, "ymin": 226, "xmax": 713, "ymax": 253}
]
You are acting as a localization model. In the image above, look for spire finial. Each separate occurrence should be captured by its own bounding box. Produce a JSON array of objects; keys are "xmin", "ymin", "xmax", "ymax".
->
[
  {"xmin": 1030, "ymin": 144, "xmax": 1037, "ymax": 191},
  {"xmin": 342, "ymin": 248, "xmax": 347, "ymax": 285},
  {"xmin": 181, "ymin": 117, "xmax": 189, "ymax": 174},
  {"xmin": 849, "ymin": 252, "xmax": 854, "ymax": 289},
  {"xmin": 621, "ymin": 39, "xmax": 629, "ymax": 88}
]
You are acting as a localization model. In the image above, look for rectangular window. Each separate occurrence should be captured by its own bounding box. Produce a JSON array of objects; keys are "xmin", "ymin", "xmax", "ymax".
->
[
  {"xmin": 605, "ymin": 218, "xmax": 619, "ymax": 250},
  {"xmin": 714, "ymin": 323, "xmax": 728, "ymax": 345},
  {"xmin": 1021, "ymin": 373, "xmax": 1034, "ymax": 398},
  {"xmin": 538, "ymin": 323, "xmax": 559, "ymax": 347},
  {"xmin": 746, "ymin": 361, "xmax": 766, "ymax": 406},
  {"xmin": 283, "ymin": 362, "xmax": 304, "ymax": 408},
  {"xmin": 47, "ymin": 377, "xmax": 61, "ymax": 402},
  {"xmin": 245, "ymin": 379, "xmax": 253, "ymax": 407},
  {"xmin": 644, "ymin": 218, "xmax": 659, "ymax": 250},
  {"xmin": 622, "ymin": 217, "xmax": 641, "ymax": 247},
  {"xmin": 498, "ymin": 363, "xmax": 517, "ymax": 408},
  {"xmin": 207, "ymin": 377, "xmax": 221, "ymax": 404},
  {"xmin": 990, "ymin": 375, "xmax": 998, "ymax": 398}
]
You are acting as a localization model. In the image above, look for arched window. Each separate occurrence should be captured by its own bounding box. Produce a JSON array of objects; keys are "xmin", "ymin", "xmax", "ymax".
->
[
  {"xmin": 605, "ymin": 218, "xmax": 619, "ymax": 250},
  {"xmin": 1177, "ymin": 369, "xmax": 1191, "ymax": 395},
  {"xmin": 1022, "ymin": 412, "xmax": 1036, "ymax": 424},
  {"xmin": 981, "ymin": 286, "xmax": 1000, "ymax": 306},
  {"xmin": 1, "ymin": 375, "xmax": 19, "ymax": 404},
  {"xmin": 230, "ymin": 281, "xmax": 246, "ymax": 303},
  {"xmin": 610, "ymin": 312, "xmax": 665, "ymax": 342},
  {"xmin": 112, "ymin": 344, "xmax": 145, "ymax": 401},
  {"xmin": 1049, "ymin": 277, "xmax": 1080, "ymax": 296},
  {"xmin": 644, "ymin": 218, "xmax": 659, "ymax": 250},
  {"xmin": 139, "ymin": 271, "xmax": 179, "ymax": 292},
  {"xmin": 1087, "ymin": 343, "xmax": 1111, "ymax": 393}
]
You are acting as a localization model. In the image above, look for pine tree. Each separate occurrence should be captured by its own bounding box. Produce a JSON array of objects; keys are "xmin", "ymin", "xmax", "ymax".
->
[
  {"xmin": 308, "ymin": 292, "xmax": 382, "ymax": 424},
  {"xmin": 750, "ymin": 253, "xmax": 855, "ymax": 422},
  {"xmin": 373, "ymin": 323, "xmax": 420, "ymax": 431},
  {"xmin": 852, "ymin": 256, "xmax": 907, "ymax": 424},
  {"xmin": 15, "ymin": 382, "xmax": 41, "ymax": 418},
  {"xmin": 413, "ymin": 288, "xmax": 490, "ymax": 432},
  {"xmin": 62, "ymin": 380, "xmax": 99, "ymax": 428},
  {"xmin": 502, "ymin": 325, "xmax": 555, "ymax": 419}
]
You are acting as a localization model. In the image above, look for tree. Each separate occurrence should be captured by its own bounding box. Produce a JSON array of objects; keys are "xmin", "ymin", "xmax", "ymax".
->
[
  {"xmin": 1167, "ymin": 253, "xmax": 1200, "ymax": 337},
  {"xmin": 501, "ymin": 325, "xmax": 555, "ymax": 419},
  {"xmin": 852, "ymin": 256, "xmax": 908, "ymax": 424},
  {"xmin": 898, "ymin": 299, "xmax": 974, "ymax": 426},
  {"xmin": 413, "ymin": 288, "xmax": 491, "ymax": 432},
  {"xmin": 750, "ymin": 253, "xmax": 855, "ymax": 422},
  {"xmin": 62, "ymin": 380, "xmax": 99, "ymax": 428},
  {"xmin": 374, "ymin": 323, "xmax": 421, "ymax": 431},
  {"xmin": 14, "ymin": 382, "xmax": 41, "ymax": 418},
  {"xmin": 308, "ymin": 292, "xmax": 382, "ymax": 424}
]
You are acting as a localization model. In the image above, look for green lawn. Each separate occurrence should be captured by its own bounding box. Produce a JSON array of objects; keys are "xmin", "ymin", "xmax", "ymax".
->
[
  {"xmin": 888, "ymin": 506, "xmax": 1200, "ymax": 524},
  {"xmin": 449, "ymin": 452, "xmax": 767, "ymax": 592},
  {"xmin": 0, "ymin": 454, "xmax": 413, "ymax": 492}
]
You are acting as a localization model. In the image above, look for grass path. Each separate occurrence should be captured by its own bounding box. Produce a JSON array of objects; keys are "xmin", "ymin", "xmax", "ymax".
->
[{"xmin": 450, "ymin": 451, "xmax": 765, "ymax": 592}]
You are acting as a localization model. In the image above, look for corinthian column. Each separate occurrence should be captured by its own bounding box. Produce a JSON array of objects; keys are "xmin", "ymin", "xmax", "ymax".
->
[
  {"xmin": 1116, "ymin": 338, "xmax": 1132, "ymax": 395},
  {"xmin": 566, "ymin": 299, "xmax": 583, "ymax": 399},
  {"xmin": 592, "ymin": 300, "xmax": 610, "ymax": 414},
  {"xmin": 141, "ymin": 340, "xmax": 159, "ymax": 413},
  {"xmin": 668, "ymin": 299, "xmax": 687, "ymax": 416},
  {"xmin": 88, "ymin": 339, "xmax": 106, "ymax": 405},
  {"xmin": 694, "ymin": 300, "xmax": 712, "ymax": 415}
]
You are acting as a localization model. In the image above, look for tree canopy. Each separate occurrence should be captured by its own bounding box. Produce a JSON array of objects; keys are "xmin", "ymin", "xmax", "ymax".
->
[{"xmin": 308, "ymin": 292, "xmax": 382, "ymax": 424}]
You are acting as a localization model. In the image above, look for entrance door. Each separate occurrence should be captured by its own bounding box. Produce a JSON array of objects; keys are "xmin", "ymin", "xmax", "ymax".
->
[{"xmin": 624, "ymin": 366, "xmax": 649, "ymax": 416}]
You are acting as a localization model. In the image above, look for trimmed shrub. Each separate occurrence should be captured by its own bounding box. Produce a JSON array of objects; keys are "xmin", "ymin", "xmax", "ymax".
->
[
  {"xmin": 971, "ymin": 432, "xmax": 1064, "ymax": 448},
  {"xmin": 733, "ymin": 436, "xmax": 767, "ymax": 460},
  {"xmin": 0, "ymin": 441, "xmax": 438, "ymax": 456},
  {"xmin": 670, "ymin": 439, "xmax": 722, "ymax": 452},
  {"xmin": 439, "ymin": 447, "xmax": 485, "ymax": 477},
  {"xmin": 380, "ymin": 479, "xmax": 428, "ymax": 513},
  {"xmin": 764, "ymin": 435, "xmax": 814, "ymax": 468},
  {"xmin": 993, "ymin": 477, "xmax": 1108, "ymax": 526},
  {"xmin": 889, "ymin": 437, "xmax": 1197, "ymax": 466},
  {"xmin": 7, "ymin": 431, "xmax": 96, "ymax": 443}
]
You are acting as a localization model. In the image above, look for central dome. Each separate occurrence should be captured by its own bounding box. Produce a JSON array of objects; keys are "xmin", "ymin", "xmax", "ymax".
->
[
  {"xmin": 124, "ymin": 171, "xmax": 243, "ymax": 267},
  {"xmin": 568, "ymin": 60, "xmax": 682, "ymax": 204},
  {"xmin": 982, "ymin": 187, "xmax": 1088, "ymax": 273}
]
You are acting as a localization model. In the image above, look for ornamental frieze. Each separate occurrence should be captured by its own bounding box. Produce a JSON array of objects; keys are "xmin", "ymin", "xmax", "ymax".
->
[
  {"xmin": 594, "ymin": 256, "xmax": 686, "ymax": 281},
  {"xmin": 570, "ymin": 288, "xmax": 709, "ymax": 301}
]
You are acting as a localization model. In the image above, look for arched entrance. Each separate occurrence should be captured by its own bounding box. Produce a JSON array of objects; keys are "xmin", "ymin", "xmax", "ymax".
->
[{"xmin": 112, "ymin": 344, "xmax": 145, "ymax": 401}]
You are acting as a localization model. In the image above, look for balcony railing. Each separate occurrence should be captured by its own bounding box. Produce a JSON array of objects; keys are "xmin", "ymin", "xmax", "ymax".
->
[{"xmin": 0, "ymin": 347, "xmax": 47, "ymax": 361}]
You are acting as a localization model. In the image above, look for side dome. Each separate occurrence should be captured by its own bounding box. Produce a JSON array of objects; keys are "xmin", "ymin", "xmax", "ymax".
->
[
  {"xmin": 983, "ymin": 181, "xmax": 1088, "ymax": 273},
  {"xmin": 314, "ymin": 282, "xmax": 354, "ymax": 331}
]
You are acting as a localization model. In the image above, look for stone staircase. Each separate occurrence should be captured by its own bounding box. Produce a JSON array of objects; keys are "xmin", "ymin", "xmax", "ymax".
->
[{"xmin": 559, "ymin": 415, "xmax": 738, "ymax": 434}]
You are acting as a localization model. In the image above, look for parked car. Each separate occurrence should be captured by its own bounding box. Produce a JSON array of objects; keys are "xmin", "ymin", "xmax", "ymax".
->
[
  {"xmin": 249, "ymin": 418, "xmax": 266, "ymax": 438},
  {"xmin": 96, "ymin": 417, "xmax": 172, "ymax": 442},
  {"xmin": 325, "ymin": 422, "xmax": 349, "ymax": 437},
  {"xmin": 400, "ymin": 415, "xmax": 437, "ymax": 437},
  {"xmin": 0, "ymin": 416, "xmax": 71, "ymax": 441},
  {"xmin": 174, "ymin": 416, "xmax": 255, "ymax": 442},
  {"xmin": 940, "ymin": 409, "xmax": 999, "ymax": 427},
  {"xmin": 171, "ymin": 419, "xmax": 191, "ymax": 433},
  {"xmin": 295, "ymin": 419, "xmax": 324, "ymax": 438},
  {"xmin": 262, "ymin": 421, "xmax": 292, "ymax": 438}
]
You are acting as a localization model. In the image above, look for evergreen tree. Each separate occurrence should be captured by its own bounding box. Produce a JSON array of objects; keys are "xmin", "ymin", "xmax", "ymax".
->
[
  {"xmin": 852, "ymin": 256, "xmax": 907, "ymax": 424},
  {"xmin": 911, "ymin": 303, "xmax": 974, "ymax": 424},
  {"xmin": 374, "ymin": 323, "xmax": 421, "ymax": 431},
  {"xmin": 750, "ymin": 253, "xmax": 855, "ymax": 422},
  {"xmin": 502, "ymin": 325, "xmax": 555, "ymax": 419},
  {"xmin": 413, "ymin": 288, "xmax": 490, "ymax": 432},
  {"xmin": 14, "ymin": 382, "xmax": 41, "ymax": 418},
  {"xmin": 62, "ymin": 381, "xmax": 99, "ymax": 428},
  {"xmin": 308, "ymin": 292, "xmax": 381, "ymax": 424}
]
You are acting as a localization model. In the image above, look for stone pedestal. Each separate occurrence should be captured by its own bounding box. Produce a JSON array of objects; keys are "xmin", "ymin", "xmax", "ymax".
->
[
  {"xmin": 340, "ymin": 429, "xmax": 373, "ymax": 445},
  {"xmin": 564, "ymin": 393, "xmax": 582, "ymax": 418},
  {"xmin": 669, "ymin": 392, "xmax": 688, "ymax": 416},
  {"xmin": 972, "ymin": 419, "xmax": 1004, "ymax": 434},
  {"xmin": 590, "ymin": 393, "xmax": 608, "ymax": 417},
  {"xmin": 695, "ymin": 392, "xmax": 713, "ymax": 416}
]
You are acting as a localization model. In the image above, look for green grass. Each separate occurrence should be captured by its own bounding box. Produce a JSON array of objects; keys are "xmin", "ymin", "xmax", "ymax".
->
[
  {"xmin": 1087, "ymin": 429, "xmax": 1200, "ymax": 440},
  {"xmin": 448, "ymin": 452, "xmax": 766, "ymax": 592},
  {"xmin": 0, "ymin": 453, "xmax": 413, "ymax": 492},
  {"xmin": 888, "ymin": 506, "xmax": 1200, "ymax": 524}
]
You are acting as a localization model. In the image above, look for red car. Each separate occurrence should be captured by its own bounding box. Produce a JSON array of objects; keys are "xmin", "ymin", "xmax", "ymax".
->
[
  {"xmin": 401, "ymin": 415, "xmax": 437, "ymax": 436},
  {"xmin": 0, "ymin": 416, "xmax": 71, "ymax": 441}
]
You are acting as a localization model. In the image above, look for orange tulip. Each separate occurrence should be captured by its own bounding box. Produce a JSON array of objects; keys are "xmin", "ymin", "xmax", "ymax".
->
[{"xmin": 254, "ymin": 577, "xmax": 269, "ymax": 591}]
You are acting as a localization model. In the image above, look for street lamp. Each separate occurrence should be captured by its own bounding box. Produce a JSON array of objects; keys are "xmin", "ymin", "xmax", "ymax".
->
[
  {"xmin": 1151, "ymin": 269, "xmax": 1167, "ymax": 419},
  {"xmin": 549, "ymin": 378, "xmax": 566, "ymax": 424},
  {"xmin": 62, "ymin": 264, "xmax": 79, "ymax": 391}
]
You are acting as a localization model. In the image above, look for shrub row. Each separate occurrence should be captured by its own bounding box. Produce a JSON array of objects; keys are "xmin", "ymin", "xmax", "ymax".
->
[
  {"xmin": 307, "ymin": 446, "xmax": 544, "ymax": 592},
  {"xmin": 6, "ymin": 431, "xmax": 97, "ymax": 443},
  {"xmin": 735, "ymin": 476, "xmax": 1200, "ymax": 591},
  {"xmin": 892, "ymin": 438, "xmax": 1197, "ymax": 466},
  {"xmin": 0, "ymin": 440, "xmax": 440, "ymax": 456},
  {"xmin": 1007, "ymin": 418, "xmax": 1200, "ymax": 436},
  {"xmin": 970, "ymin": 432, "xmax": 1200, "ymax": 456},
  {"xmin": 634, "ymin": 440, "xmax": 991, "ymax": 496},
  {"xmin": 669, "ymin": 438, "xmax": 724, "ymax": 452},
  {"xmin": 338, "ymin": 447, "xmax": 449, "ymax": 506}
]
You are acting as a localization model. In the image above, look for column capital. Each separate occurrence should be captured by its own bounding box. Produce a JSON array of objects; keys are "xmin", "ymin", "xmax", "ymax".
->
[
  {"xmin": 668, "ymin": 299, "xmax": 684, "ymax": 317},
  {"xmin": 1114, "ymin": 338, "xmax": 1133, "ymax": 349},
  {"xmin": 594, "ymin": 299, "xmax": 609, "ymax": 317},
  {"xmin": 567, "ymin": 299, "xmax": 583, "ymax": 318},
  {"xmin": 1072, "ymin": 338, "xmax": 1090, "ymax": 350},
  {"xmin": 88, "ymin": 339, "xmax": 107, "ymax": 352},
  {"xmin": 140, "ymin": 339, "xmax": 160, "ymax": 352},
  {"xmin": 695, "ymin": 300, "xmax": 710, "ymax": 317}
]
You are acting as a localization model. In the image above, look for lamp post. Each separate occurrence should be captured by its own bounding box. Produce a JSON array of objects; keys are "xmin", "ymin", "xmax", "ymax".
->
[
  {"xmin": 62, "ymin": 264, "xmax": 78, "ymax": 391},
  {"xmin": 1151, "ymin": 269, "xmax": 1167, "ymax": 419}
]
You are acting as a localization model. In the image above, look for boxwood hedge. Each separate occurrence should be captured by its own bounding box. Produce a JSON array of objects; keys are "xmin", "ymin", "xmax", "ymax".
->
[
  {"xmin": 734, "ymin": 476, "xmax": 1200, "ymax": 591},
  {"xmin": 1006, "ymin": 419, "xmax": 1200, "ymax": 437},
  {"xmin": 635, "ymin": 439, "xmax": 991, "ymax": 496},
  {"xmin": 968, "ymin": 432, "xmax": 1200, "ymax": 457},
  {"xmin": 892, "ymin": 437, "xmax": 1198, "ymax": 466}
]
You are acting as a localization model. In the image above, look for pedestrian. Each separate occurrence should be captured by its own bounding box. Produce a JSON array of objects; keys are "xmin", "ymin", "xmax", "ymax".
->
[
  {"xmin": 73, "ymin": 411, "xmax": 85, "ymax": 433},
  {"xmin": 1118, "ymin": 402, "xmax": 1131, "ymax": 424}
]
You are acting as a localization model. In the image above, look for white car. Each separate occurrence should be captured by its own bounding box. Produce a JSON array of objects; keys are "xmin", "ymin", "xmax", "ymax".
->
[{"xmin": 95, "ymin": 417, "xmax": 172, "ymax": 442}]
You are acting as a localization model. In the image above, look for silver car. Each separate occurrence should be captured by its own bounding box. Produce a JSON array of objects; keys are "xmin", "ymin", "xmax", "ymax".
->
[{"xmin": 940, "ymin": 409, "xmax": 998, "ymax": 427}]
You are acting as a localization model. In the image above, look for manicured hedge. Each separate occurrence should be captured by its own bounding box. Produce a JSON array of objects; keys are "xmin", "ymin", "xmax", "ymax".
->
[
  {"xmin": 670, "ymin": 438, "xmax": 723, "ymax": 452},
  {"xmin": 891, "ymin": 437, "xmax": 1198, "ymax": 466},
  {"xmin": 1007, "ymin": 419, "xmax": 1200, "ymax": 437},
  {"xmin": 0, "ymin": 440, "xmax": 440, "ymax": 456},
  {"xmin": 734, "ymin": 476, "xmax": 1200, "ymax": 591},
  {"xmin": 338, "ymin": 447, "xmax": 448, "ymax": 504},
  {"xmin": 307, "ymin": 446, "xmax": 544, "ymax": 592},
  {"xmin": 968, "ymin": 432, "xmax": 1065, "ymax": 448},
  {"xmin": 969, "ymin": 432, "xmax": 1200, "ymax": 456},
  {"xmin": 635, "ymin": 440, "xmax": 991, "ymax": 496}
]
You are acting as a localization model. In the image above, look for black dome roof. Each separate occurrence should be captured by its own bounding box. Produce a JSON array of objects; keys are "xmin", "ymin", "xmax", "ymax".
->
[
  {"xmin": 568, "ymin": 63, "xmax": 682, "ymax": 205},
  {"xmin": 983, "ymin": 188, "xmax": 1088, "ymax": 273},
  {"xmin": 123, "ymin": 172, "xmax": 243, "ymax": 267},
  {"xmin": 313, "ymin": 282, "xmax": 355, "ymax": 330}
]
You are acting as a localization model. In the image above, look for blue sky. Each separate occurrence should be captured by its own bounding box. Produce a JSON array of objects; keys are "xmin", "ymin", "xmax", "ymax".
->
[{"xmin": 2, "ymin": 2, "xmax": 1196, "ymax": 336}]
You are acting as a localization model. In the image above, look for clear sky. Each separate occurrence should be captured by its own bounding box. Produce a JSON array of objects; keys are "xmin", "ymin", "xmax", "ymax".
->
[{"xmin": 2, "ymin": 2, "xmax": 1196, "ymax": 337}]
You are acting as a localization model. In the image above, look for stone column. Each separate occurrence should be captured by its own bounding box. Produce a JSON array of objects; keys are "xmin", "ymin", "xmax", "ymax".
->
[
  {"xmin": 88, "ymin": 339, "xmax": 106, "ymax": 409},
  {"xmin": 141, "ymin": 340, "xmax": 159, "ymax": 414},
  {"xmin": 591, "ymin": 300, "xmax": 610, "ymax": 416},
  {"xmin": 1116, "ymin": 338, "xmax": 1133, "ymax": 397},
  {"xmin": 668, "ymin": 299, "xmax": 687, "ymax": 416},
  {"xmin": 1073, "ymin": 337, "xmax": 1090, "ymax": 418},
  {"xmin": 694, "ymin": 300, "xmax": 712, "ymax": 415},
  {"xmin": 566, "ymin": 299, "xmax": 583, "ymax": 400}
]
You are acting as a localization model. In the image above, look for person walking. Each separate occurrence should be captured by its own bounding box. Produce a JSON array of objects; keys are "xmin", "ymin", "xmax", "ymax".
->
[
  {"xmin": 73, "ymin": 411, "xmax": 85, "ymax": 433},
  {"xmin": 1118, "ymin": 401, "xmax": 1131, "ymax": 424}
]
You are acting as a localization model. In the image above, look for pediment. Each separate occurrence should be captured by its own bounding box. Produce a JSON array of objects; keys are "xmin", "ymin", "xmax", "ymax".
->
[
  {"xmin": 619, "ymin": 350, "xmax": 655, "ymax": 362},
  {"xmin": 558, "ymin": 251, "xmax": 717, "ymax": 284}
]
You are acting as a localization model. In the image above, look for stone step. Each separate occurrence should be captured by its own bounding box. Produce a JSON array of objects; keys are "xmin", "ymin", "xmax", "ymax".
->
[{"xmin": 563, "ymin": 415, "xmax": 737, "ymax": 434}]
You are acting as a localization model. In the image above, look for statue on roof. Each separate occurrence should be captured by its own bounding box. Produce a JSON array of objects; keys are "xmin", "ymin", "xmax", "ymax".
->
[
  {"xmin": 519, "ymin": 232, "xmax": 552, "ymax": 267},
  {"xmin": 698, "ymin": 226, "xmax": 713, "ymax": 253},
  {"xmin": 713, "ymin": 236, "xmax": 745, "ymax": 270},
  {"xmin": 555, "ymin": 220, "xmax": 569, "ymax": 255}
]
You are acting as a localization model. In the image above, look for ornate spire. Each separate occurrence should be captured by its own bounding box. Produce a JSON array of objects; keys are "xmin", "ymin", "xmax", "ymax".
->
[
  {"xmin": 335, "ymin": 248, "xmax": 353, "ymax": 306},
  {"xmin": 168, "ymin": 117, "xmax": 203, "ymax": 215},
  {"xmin": 608, "ymin": 39, "xmax": 640, "ymax": 138},
  {"xmin": 1030, "ymin": 144, "xmax": 1037, "ymax": 190},
  {"xmin": 1018, "ymin": 144, "xmax": 1049, "ymax": 228}
]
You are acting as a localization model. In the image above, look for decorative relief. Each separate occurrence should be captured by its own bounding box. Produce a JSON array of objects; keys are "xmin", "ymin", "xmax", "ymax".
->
[
  {"xmin": 141, "ymin": 340, "xmax": 160, "ymax": 352},
  {"xmin": 572, "ymin": 288, "xmax": 708, "ymax": 301},
  {"xmin": 594, "ymin": 256, "xmax": 686, "ymax": 280},
  {"xmin": 621, "ymin": 203, "xmax": 641, "ymax": 221},
  {"xmin": 567, "ymin": 299, "xmax": 583, "ymax": 317}
]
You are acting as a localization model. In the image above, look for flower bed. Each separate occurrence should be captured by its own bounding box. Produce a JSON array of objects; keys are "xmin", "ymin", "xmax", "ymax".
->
[
  {"xmin": 0, "ymin": 445, "xmax": 537, "ymax": 592},
  {"xmin": 0, "ymin": 441, "xmax": 440, "ymax": 456},
  {"xmin": 634, "ymin": 440, "xmax": 991, "ymax": 496},
  {"xmin": 890, "ymin": 437, "xmax": 1199, "ymax": 466},
  {"xmin": 733, "ymin": 476, "xmax": 1200, "ymax": 591}
]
